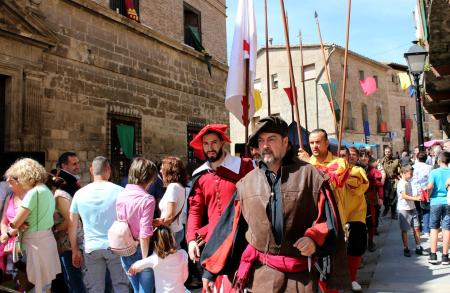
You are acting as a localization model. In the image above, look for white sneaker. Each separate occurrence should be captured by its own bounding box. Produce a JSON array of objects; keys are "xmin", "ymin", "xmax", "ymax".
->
[{"xmin": 352, "ymin": 281, "xmax": 362, "ymax": 292}]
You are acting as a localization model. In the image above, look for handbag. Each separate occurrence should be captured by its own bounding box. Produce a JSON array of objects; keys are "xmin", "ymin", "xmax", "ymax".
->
[
  {"xmin": 13, "ymin": 232, "xmax": 35, "ymax": 291},
  {"xmin": 108, "ymin": 219, "xmax": 138, "ymax": 256}
]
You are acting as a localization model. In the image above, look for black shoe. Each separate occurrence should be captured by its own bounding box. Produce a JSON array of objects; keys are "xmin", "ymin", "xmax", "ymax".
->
[
  {"xmin": 415, "ymin": 246, "xmax": 424, "ymax": 255},
  {"xmin": 404, "ymin": 248, "xmax": 411, "ymax": 257},
  {"xmin": 442, "ymin": 254, "xmax": 450, "ymax": 265},
  {"xmin": 428, "ymin": 253, "xmax": 438, "ymax": 264},
  {"xmin": 368, "ymin": 241, "xmax": 377, "ymax": 252},
  {"xmin": 391, "ymin": 214, "xmax": 398, "ymax": 220}
]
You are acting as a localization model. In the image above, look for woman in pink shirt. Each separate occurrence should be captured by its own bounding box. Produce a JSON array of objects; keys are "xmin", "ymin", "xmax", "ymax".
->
[{"xmin": 116, "ymin": 157, "xmax": 158, "ymax": 293}]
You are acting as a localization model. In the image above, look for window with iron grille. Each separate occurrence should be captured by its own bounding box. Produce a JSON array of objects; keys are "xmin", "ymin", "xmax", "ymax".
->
[
  {"xmin": 110, "ymin": 0, "xmax": 140, "ymax": 21},
  {"xmin": 400, "ymin": 106, "xmax": 406, "ymax": 128},
  {"xmin": 271, "ymin": 73, "xmax": 278, "ymax": 89},
  {"xmin": 359, "ymin": 70, "xmax": 364, "ymax": 81},
  {"xmin": 345, "ymin": 101, "xmax": 354, "ymax": 130},
  {"xmin": 361, "ymin": 103, "xmax": 368, "ymax": 122},
  {"xmin": 376, "ymin": 106, "xmax": 383, "ymax": 132},
  {"xmin": 108, "ymin": 113, "xmax": 142, "ymax": 183},
  {"xmin": 187, "ymin": 119, "xmax": 206, "ymax": 175}
]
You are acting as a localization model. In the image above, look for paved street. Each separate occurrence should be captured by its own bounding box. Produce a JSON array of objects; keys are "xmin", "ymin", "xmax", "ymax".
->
[
  {"xmin": 191, "ymin": 216, "xmax": 450, "ymax": 293},
  {"xmin": 366, "ymin": 217, "xmax": 450, "ymax": 293}
]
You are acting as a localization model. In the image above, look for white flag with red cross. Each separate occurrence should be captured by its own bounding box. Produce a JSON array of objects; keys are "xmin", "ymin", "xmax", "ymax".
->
[{"xmin": 225, "ymin": 0, "xmax": 257, "ymax": 126}]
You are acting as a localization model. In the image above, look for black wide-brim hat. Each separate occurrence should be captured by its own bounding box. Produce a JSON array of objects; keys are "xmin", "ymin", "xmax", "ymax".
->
[{"xmin": 248, "ymin": 116, "xmax": 289, "ymax": 148}]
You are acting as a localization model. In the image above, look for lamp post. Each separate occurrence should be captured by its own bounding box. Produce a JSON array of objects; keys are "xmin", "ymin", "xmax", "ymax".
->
[{"xmin": 404, "ymin": 43, "xmax": 428, "ymax": 151}]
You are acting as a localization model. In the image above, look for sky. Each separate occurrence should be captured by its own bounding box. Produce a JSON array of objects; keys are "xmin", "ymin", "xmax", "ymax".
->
[{"xmin": 226, "ymin": 0, "xmax": 418, "ymax": 65}]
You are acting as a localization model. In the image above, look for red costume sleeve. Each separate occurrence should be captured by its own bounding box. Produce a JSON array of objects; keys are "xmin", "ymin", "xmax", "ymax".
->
[
  {"xmin": 304, "ymin": 186, "xmax": 338, "ymax": 248},
  {"xmin": 304, "ymin": 191, "xmax": 329, "ymax": 246},
  {"xmin": 373, "ymin": 168, "xmax": 384, "ymax": 201},
  {"xmin": 186, "ymin": 181, "xmax": 206, "ymax": 242}
]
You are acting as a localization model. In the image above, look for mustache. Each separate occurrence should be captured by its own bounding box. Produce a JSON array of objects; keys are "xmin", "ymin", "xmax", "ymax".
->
[{"xmin": 262, "ymin": 150, "xmax": 273, "ymax": 156}]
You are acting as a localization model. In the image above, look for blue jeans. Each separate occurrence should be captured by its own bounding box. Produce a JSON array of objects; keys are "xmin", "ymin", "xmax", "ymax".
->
[
  {"xmin": 60, "ymin": 250, "xmax": 87, "ymax": 293},
  {"xmin": 121, "ymin": 248, "xmax": 155, "ymax": 293},
  {"xmin": 422, "ymin": 208, "xmax": 430, "ymax": 234},
  {"xmin": 174, "ymin": 229, "xmax": 184, "ymax": 249},
  {"xmin": 429, "ymin": 204, "xmax": 450, "ymax": 230}
]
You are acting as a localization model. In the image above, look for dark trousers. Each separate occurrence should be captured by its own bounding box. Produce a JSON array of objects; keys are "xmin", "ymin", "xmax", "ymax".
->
[{"xmin": 383, "ymin": 179, "xmax": 397, "ymax": 217}]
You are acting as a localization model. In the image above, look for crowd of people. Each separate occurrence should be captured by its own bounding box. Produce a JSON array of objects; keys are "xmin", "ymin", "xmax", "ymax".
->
[{"xmin": 0, "ymin": 116, "xmax": 449, "ymax": 293}]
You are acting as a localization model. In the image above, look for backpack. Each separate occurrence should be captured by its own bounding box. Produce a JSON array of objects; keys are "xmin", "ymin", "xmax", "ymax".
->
[{"xmin": 108, "ymin": 220, "xmax": 138, "ymax": 256}]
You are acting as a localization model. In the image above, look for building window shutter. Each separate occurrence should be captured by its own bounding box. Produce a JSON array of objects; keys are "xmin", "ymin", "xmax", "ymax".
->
[{"xmin": 184, "ymin": 3, "xmax": 202, "ymax": 49}]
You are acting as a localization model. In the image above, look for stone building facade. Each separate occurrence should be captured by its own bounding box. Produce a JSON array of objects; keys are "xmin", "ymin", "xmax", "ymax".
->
[
  {"xmin": 0, "ymin": 0, "xmax": 228, "ymax": 182},
  {"xmin": 229, "ymin": 44, "xmax": 442, "ymax": 158}
]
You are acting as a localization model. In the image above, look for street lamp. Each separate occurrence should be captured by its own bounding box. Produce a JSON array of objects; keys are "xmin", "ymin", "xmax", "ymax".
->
[{"xmin": 404, "ymin": 43, "xmax": 428, "ymax": 151}]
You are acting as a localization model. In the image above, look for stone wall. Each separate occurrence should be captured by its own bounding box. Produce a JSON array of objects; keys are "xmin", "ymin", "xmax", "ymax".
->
[
  {"xmin": 0, "ymin": 0, "xmax": 228, "ymax": 183},
  {"xmin": 83, "ymin": 0, "xmax": 227, "ymax": 63}
]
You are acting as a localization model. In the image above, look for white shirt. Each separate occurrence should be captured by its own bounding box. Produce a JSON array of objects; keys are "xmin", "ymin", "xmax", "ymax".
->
[
  {"xmin": 411, "ymin": 161, "xmax": 432, "ymax": 196},
  {"xmin": 159, "ymin": 183, "xmax": 186, "ymax": 233},
  {"xmin": 134, "ymin": 250, "xmax": 188, "ymax": 293},
  {"xmin": 397, "ymin": 179, "xmax": 416, "ymax": 211}
]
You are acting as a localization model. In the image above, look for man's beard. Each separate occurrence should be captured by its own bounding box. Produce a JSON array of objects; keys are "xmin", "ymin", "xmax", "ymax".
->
[
  {"xmin": 262, "ymin": 150, "xmax": 279, "ymax": 165},
  {"xmin": 204, "ymin": 148, "xmax": 223, "ymax": 163}
]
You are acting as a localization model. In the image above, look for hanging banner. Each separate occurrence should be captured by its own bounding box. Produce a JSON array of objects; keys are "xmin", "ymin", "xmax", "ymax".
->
[
  {"xmin": 253, "ymin": 89, "xmax": 262, "ymax": 111},
  {"xmin": 359, "ymin": 76, "xmax": 377, "ymax": 96},
  {"xmin": 283, "ymin": 87, "xmax": 297, "ymax": 106},
  {"xmin": 116, "ymin": 124, "xmax": 135, "ymax": 159},
  {"xmin": 225, "ymin": 0, "xmax": 257, "ymax": 126},
  {"xmin": 319, "ymin": 83, "xmax": 340, "ymax": 122},
  {"xmin": 398, "ymin": 72, "xmax": 412, "ymax": 90},
  {"xmin": 125, "ymin": 0, "xmax": 139, "ymax": 22},
  {"xmin": 363, "ymin": 120, "xmax": 370, "ymax": 144},
  {"xmin": 405, "ymin": 118, "xmax": 412, "ymax": 144}
]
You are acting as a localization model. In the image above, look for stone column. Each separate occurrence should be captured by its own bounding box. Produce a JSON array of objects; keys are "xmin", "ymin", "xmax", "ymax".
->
[{"xmin": 22, "ymin": 69, "xmax": 44, "ymax": 151}]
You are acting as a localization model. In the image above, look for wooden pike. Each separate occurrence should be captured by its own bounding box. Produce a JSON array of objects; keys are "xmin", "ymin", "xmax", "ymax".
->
[
  {"xmin": 264, "ymin": 0, "xmax": 271, "ymax": 115},
  {"xmin": 280, "ymin": 0, "xmax": 303, "ymax": 148},
  {"xmin": 337, "ymin": 0, "xmax": 351, "ymax": 153},
  {"xmin": 314, "ymin": 11, "xmax": 338, "ymax": 136},
  {"xmin": 244, "ymin": 58, "xmax": 250, "ymax": 149},
  {"xmin": 298, "ymin": 30, "xmax": 309, "ymax": 132}
]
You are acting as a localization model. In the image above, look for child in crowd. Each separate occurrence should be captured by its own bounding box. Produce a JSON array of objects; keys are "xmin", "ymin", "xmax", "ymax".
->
[
  {"xmin": 128, "ymin": 226, "xmax": 189, "ymax": 293},
  {"xmin": 397, "ymin": 165, "xmax": 425, "ymax": 257}
]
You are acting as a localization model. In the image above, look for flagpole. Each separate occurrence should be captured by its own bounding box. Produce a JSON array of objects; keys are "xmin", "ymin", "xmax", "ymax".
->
[
  {"xmin": 289, "ymin": 81, "xmax": 295, "ymax": 123},
  {"xmin": 286, "ymin": 13, "xmax": 295, "ymax": 127},
  {"xmin": 244, "ymin": 58, "xmax": 250, "ymax": 151},
  {"xmin": 315, "ymin": 11, "xmax": 338, "ymax": 136},
  {"xmin": 280, "ymin": 0, "xmax": 303, "ymax": 148},
  {"xmin": 298, "ymin": 30, "xmax": 309, "ymax": 132},
  {"xmin": 337, "ymin": 0, "xmax": 351, "ymax": 154},
  {"xmin": 264, "ymin": 0, "xmax": 271, "ymax": 115}
]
